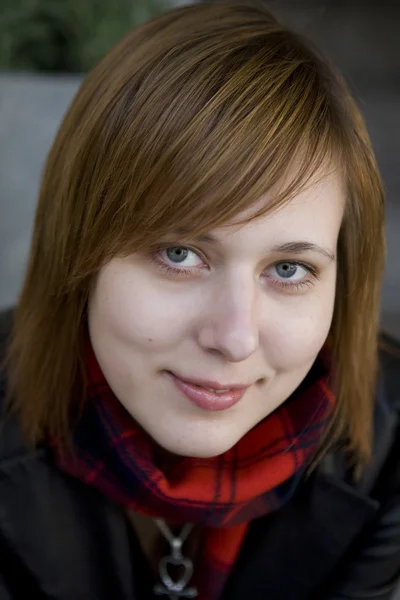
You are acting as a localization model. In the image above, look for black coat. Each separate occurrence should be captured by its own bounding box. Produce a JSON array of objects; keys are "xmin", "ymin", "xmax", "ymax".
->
[{"xmin": 0, "ymin": 309, "xmax": 400, "ymax": 600}]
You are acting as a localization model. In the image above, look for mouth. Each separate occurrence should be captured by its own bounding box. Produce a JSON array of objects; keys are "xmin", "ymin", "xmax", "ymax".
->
[{"xmin": 165, "ymin": 371, "xmax": 251, "ymax": 412}]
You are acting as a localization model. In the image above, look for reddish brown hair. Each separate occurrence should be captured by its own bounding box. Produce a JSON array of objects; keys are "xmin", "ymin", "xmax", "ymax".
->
[{"xmin": 5, "ymin": 1, "xmax": 385, "ymax": 469}]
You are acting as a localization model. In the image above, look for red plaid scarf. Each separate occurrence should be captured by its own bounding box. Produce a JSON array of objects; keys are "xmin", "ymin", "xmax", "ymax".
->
[{"xmin": 53, "ymin": 342, "xmax": 335, "ymax": 600}]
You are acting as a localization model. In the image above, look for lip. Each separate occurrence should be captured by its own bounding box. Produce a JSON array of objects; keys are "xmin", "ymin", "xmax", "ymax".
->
[{"xmin": 166, "ymin": 371, "xmax": 250, "ymax": 412}]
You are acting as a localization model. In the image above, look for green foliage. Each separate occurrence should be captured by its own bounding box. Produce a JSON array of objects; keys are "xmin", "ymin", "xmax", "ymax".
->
[{"xmin": 0, "ymin": 0, "xmax": 166, "ymax": 72}]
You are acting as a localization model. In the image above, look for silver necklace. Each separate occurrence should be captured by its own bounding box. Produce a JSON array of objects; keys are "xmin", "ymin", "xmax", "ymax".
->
[{"xmin": 153, "ymin": 518, "xmax": 198, "ymax": 599}]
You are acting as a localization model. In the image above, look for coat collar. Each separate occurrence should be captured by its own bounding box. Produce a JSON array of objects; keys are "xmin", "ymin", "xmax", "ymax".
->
[
  {"xmin": 223, "ymin": 466, "xmax": 379, "ymax": 599},
  {"xmin": 0, "ymin": 450, "xmax": 383, "ymax": 600},
  {"xmin": 223, "ymin": 376, "xmax": 399, "ymax": 600}
]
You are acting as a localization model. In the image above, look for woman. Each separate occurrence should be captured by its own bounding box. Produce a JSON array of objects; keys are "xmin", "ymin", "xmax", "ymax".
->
[{"xmin": 1, "ymin": 1, "xmax": 399, "ymax": 599}]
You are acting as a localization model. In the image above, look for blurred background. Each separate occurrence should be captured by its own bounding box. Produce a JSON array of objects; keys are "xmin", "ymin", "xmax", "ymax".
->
[{"xmin": 0, "ymin": 0, "xmax": 399, "ymax": 334}]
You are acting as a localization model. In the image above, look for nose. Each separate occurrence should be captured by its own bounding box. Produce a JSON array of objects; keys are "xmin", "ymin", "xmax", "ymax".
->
[{"xmin": 197, "ymin": 276, "xmax": 260, "ymax": 362}]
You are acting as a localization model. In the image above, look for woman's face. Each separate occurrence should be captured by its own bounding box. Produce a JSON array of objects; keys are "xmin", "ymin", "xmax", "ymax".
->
[{"xmin": 88, "ymin": 169, "xmax": 344, "ymax": 458}]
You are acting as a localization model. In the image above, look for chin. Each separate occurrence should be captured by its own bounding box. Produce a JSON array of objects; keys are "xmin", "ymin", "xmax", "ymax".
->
[{"xmin": 152, "ymin": 426, "xmax": 241, "ymax": 459}]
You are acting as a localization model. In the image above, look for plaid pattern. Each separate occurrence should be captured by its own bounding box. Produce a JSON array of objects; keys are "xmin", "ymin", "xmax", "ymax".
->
[{"xmin": 53, "ymin": 342, "xmax": 335, "ymax": 600}]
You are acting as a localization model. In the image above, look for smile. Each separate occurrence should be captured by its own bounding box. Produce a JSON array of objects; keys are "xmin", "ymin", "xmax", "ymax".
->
[{"xmin": 166, "ymin": 371, "xmax": 251, "ymax": 412}]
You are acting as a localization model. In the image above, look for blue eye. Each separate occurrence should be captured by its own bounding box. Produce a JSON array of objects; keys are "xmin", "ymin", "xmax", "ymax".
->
[
  {"xmin": 152, "ymin": 246, "xmax": 206, "ymax": 276},
  {"xmin": 271, "ymin": 262, "xmax": 308, "ymax": 282},
  {"xmin": 262, "ymin": 261, "xmax": 318, "ymax": 291},
  {"xmin": 275, "ymin": 263, "xmax": 298, "ymax": 279},
  {"xmin": 166, "ymin": 247, "xmax": 190, "ymax": 263},
  {"xmin": 162, "ymin": 247, "xmax": 204, "ymax": 268}
]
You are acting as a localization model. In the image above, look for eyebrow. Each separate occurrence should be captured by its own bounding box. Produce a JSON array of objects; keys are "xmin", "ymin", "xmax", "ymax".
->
[
  {"xmin": 192, "ymin": 234, "xmax": 336, "ymax": 262},
  {"xmin": 269, "ymin": 241, "xmax": 336, "ymax": 262}
]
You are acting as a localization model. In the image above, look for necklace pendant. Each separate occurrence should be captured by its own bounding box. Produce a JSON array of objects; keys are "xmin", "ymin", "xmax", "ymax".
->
[
  {"xmin": 153, "ymin": 553, "xmax": 198, "ymax": 599},
  {"xmin": 153, "ymin": 519, "xmax": 198, "ymax": 599},
  {"xmin": 153, "ymin": 582, "xmax": 198, "ymax": 599}
]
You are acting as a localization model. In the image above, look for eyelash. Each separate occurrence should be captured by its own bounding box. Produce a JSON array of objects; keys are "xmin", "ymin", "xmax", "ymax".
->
[{"xmin": 149, "ymin": 247, "xmax": 320, "ymax": 291}]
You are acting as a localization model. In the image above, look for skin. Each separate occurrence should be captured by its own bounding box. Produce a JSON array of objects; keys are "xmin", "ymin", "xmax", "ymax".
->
[{"xmin": 88, "ymin": 167, "xmax": 345, "ymax": 459}]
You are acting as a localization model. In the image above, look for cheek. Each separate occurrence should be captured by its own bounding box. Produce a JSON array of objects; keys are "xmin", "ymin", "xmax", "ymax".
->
[
  {"xmin": 89, "ymin": 262, "xmax": 199, "ymax": 349},
  {"xmin": 264, "ymin": 288, "xmax": 335, "ymax": 369}
]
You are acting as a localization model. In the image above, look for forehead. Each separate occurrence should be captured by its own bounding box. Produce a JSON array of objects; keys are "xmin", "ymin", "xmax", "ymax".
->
[{"xmin": 209, "ymin": 167, "xmax": 345, "ymax": 247}]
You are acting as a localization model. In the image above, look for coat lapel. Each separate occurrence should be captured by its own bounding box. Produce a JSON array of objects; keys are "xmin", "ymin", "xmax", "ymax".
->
[
  {"xmin": 0, "ymin": 447, "xmax": 151, "ymax": 600},
  {"xmin": 223, "ymin": 369, "xmax": 399, "ymax": 600},
  {"xmin": 222, "ymin": 470, "xmax": 378, "ymax": 600}
]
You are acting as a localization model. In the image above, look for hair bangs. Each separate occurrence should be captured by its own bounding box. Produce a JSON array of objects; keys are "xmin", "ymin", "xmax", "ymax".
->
[{"xmin": 78, "ymin": 33, "xmax": 344, "ymax": 274}]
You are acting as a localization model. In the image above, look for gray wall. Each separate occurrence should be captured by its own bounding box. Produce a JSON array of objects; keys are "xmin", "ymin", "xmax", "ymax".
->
[{"xmin": 1, "ymin": 1, "xmax": 399, "ymax": 334}]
